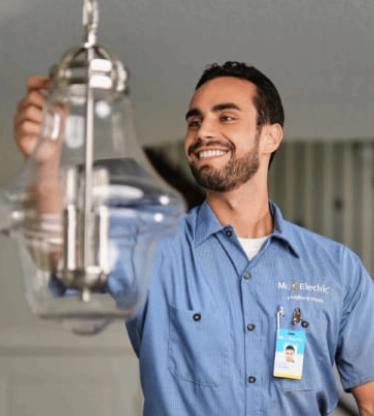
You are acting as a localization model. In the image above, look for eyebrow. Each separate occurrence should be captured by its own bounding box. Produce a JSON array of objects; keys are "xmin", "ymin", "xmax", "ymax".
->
[
  {"xmin": 185, "ymin": 108, "xmax": 202, "ymax": 120},
  {"xmin": 185, "ymin": 102, "xmax": 241, "ymax": 120}
]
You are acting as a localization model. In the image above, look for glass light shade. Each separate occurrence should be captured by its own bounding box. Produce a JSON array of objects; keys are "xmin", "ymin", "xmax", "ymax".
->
[{"xmin": 0, "ymin": 6, "xmax": 185, "ymax": 335}]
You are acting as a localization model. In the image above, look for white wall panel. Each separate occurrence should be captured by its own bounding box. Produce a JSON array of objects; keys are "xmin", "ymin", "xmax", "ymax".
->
[
  {"xmin": 0, "ymin": 334, "xmax": 142, "ymax": 416},
  {"xmin": 359, "ymin": 143, "xmax": 374, "ymax": 272},
  {"xmin": 342, "ymin": 144, "xmax": 355, "ymax": 251},
  {"xmin": 270, "ymin": 139, "xmax": 374, "ymax": 276},
  {"xmin": 321, "ymin": 142, "xmax": 334, "ymax": 239},
  {"xmin": 303, "ymin": 141, "xmax": 314, "ymax": 229},
  {"xmin": 0, "ymin": 377, "xmax": 8, "ymax": 416}
]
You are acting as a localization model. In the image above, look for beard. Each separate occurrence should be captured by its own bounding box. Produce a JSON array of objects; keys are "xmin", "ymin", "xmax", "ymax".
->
[{"xmin": 188, "ymin": 139, "xmax": 260, "ymax": 192}]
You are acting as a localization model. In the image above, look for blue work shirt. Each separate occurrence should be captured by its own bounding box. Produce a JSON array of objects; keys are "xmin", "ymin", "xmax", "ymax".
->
[{"xmin": 126, "ymin": 200, "xmax": 374, "ymax": 416}]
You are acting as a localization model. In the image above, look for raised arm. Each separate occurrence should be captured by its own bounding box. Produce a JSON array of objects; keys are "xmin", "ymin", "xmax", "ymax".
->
[
  {"xmin": 13, "ymin": 76, "xmax": 65, "ymax": 275},
  {"xmin": 13, "ymin": 76, "xmax": 67, "ymax": 215}
]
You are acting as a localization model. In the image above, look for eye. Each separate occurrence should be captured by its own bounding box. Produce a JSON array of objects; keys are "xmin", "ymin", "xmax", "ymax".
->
[
  {"xmin": 187, "ymin": 119, "xmax": 202, "ymax": 129},
  {"xmin": 220, "ymin": 115, "xmax": 235, "ymax": 122}
]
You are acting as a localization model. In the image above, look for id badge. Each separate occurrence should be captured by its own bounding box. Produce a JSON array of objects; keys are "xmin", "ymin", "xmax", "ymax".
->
[{"xmin": 273, "ymin": 329, "xmax": 306, "ymax": 379}]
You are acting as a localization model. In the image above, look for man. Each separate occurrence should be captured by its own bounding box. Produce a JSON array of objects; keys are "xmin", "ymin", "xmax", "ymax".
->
[
  {"xmin": 285, "ymin": 345, "xmax": 296, "ymax": 363},
  {"xmin": 13, "ymin": 62, "xmax": 374, "ymax": 415}
]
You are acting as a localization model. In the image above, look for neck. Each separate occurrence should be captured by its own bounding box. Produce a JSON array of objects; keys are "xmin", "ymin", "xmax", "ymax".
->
[{"xmin": 206, "ymin": 179, "xmax": 273, "ymax": 238}]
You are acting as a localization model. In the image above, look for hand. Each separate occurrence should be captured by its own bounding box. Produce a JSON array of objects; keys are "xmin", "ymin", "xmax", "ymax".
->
[
  {"xmin": 13, "ymin": 76, "xmax": 49, "ymax": 159},
  {"xmin": 13, "ymin": 75, "xmax": 68, "ymax": 167},
  {"xmin": 14, "ymin": 76, "xmax": 65, "ymax": 213}
]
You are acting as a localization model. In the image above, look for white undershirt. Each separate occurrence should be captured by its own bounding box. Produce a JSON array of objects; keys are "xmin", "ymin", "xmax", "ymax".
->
[{"xmin": 238, "ymin": 236, "xmax": 269, "ymax": 260}]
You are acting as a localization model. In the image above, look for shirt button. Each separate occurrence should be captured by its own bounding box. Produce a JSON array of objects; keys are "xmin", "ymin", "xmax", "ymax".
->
[
  {"xmin": 226, "ymin": 230, "xmax": 232, "ymax": 237},
  {"xmin": 248, "ymin": 376, "xmax": 256, "ymax": 384},
  {"xmin": 243, "ymin": 272, "xmax": 251, "ymax": 280},
  {"xmin": 193, "ymin": 313, "xmax": 201, "ymax": 322},
  {"xmin": 247, "ymin": 323, "xmax": 255, "ymax": 331}
]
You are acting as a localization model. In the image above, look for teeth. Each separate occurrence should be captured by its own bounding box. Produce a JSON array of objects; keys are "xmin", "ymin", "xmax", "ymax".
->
[{"xmin": 199, "ymin": 150, "xmax": 227, "ymax": 159}]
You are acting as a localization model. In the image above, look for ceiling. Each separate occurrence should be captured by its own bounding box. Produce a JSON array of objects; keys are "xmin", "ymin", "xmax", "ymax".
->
[{"xmin": 0, "ymin": 0, "xmax": 373, "ymax": 162}]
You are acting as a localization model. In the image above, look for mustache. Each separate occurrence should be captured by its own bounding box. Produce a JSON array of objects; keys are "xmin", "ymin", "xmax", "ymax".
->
[{"xmin": 187, "ymin": 138, "xmax": 233, "ymax": 156}]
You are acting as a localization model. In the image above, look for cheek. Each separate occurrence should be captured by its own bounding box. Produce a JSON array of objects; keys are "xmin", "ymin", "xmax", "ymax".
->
[{"xmin": 184, "ymin": 133, "xmax": 193, "ymax": 155}]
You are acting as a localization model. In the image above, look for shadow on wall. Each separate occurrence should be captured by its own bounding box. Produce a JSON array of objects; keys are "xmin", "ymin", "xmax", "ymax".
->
[{"xmin": 145, "ymin": 146, "xmax": 205, "ymax": 211}]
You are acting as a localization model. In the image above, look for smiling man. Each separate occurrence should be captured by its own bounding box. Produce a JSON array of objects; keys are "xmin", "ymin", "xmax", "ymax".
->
[
  {"xmin": 13, "ymin": 61, "xmax": 374, "ymax": 415},
  {"xmin": 185, "ymin": 81, "xmax": 262, "ymax": 193}
]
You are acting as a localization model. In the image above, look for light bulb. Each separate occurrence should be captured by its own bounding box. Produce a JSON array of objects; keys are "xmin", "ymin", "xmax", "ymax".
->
[{"xmin": 0, "ymin": 0, "xmax": 185, "ymax": 335}]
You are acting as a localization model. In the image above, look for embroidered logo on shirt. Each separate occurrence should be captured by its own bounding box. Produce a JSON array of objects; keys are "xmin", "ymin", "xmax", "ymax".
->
[
  {"xmin": 277, "ymin": 281, "xmax": 330, "ymax": 304},
  {"xmin": 278, "ymin": 281, "xmax": 330, "ymax": 294}
]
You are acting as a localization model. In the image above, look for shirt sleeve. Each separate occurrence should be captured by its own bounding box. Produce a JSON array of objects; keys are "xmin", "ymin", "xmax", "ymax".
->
[
  {"xmin": 336, "ymin": 247, "xmax": 374, "ymax": 390},
  {"xmin": 125, "ymin": 243, "xmax": 165, "ymax": 357}
]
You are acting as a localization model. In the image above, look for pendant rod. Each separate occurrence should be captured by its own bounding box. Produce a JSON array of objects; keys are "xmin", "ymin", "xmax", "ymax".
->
[{"xmin": 81, "ymin": 0, "xmax": 99, "ymax": 270}]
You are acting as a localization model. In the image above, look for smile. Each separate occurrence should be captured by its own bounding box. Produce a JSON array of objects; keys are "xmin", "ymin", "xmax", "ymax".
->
[{"xmin": 198, "ymin": 150, "xmax": 228, "ymax": 159}]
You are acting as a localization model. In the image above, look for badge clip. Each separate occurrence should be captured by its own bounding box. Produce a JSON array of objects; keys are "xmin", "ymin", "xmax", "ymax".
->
[{"xmin": 292, "ymin": 308, "xmax": 302, "ymax": 325}]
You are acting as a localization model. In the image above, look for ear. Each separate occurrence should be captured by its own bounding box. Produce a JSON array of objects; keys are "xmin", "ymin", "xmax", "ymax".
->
[{"xmin": 260, "ymin": 123, "xmax": 283, "ymax": 156}]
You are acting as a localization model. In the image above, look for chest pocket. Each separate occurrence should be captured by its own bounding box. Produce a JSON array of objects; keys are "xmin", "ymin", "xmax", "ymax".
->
[{"xmin": 168, "ymin": 304, "xmax": 229, "ymax": 386}]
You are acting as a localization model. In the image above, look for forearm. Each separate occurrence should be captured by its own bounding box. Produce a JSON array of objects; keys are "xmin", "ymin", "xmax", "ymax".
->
[
  {"xmin": 358, "ymin": 403, "xmax": 374, "ymax": 416},
  {"xmin": 352, "ymin": 381, "xmax": 374, "ymax": 416},
  {"xmin": 24, "ymin": 162, "xmax": 63, "ymax": 273}
]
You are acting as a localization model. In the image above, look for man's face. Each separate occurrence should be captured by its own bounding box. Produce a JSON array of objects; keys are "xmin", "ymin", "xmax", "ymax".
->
[
  {"xmin": 285, "ymin": 348, "xmax": 295, "ymax": 363},
  {"xmin": 184, "ymin": 76, "xmax": 262, "ymax": 192}
]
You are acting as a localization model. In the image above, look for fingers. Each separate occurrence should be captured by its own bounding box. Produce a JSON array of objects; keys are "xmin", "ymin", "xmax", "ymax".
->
[
  {"xmin": 14, "ymin": 100, "xmax": 44, "ymax": 126},
  {"xmin": 18, "ymin": 76, "xmax": 49, "ymax": 112},
  {"xmin": 16, "ymin": 89, "xmax": 46, "ymax": 113},
  {"xmin": 14, "ymin": 76, "xmax": 49, "ymax": 159},
  {"xmin": 14, "ymin": 119, "xmax": 43, "ymax": 141},
  {"xmin": 26, "ymin": 76, "xmax": 49, "ymax": 91},
  {"xmin": 13, "ymin": 97, "xmax": 45, "ymax": 158}
]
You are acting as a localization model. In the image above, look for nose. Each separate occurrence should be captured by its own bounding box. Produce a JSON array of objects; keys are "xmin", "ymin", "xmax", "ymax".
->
[
  {"xmin": 184, "ymin": 116, "xmax": 218, "ymax": 157},
  {"xmin": 197, "ymin": 117, "xmax": 217, "ymax": 139}
]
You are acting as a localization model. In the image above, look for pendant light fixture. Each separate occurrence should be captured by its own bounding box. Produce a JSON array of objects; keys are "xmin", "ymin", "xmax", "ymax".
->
[{"xmin": 0, "ymin": 0, "xmax": 185, "ymax": 335}]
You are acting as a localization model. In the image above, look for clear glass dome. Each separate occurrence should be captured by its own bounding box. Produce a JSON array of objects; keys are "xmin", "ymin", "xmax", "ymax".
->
[{"xmin": 0, "ymin": 2, "xmax": 185, "ymax": 335}]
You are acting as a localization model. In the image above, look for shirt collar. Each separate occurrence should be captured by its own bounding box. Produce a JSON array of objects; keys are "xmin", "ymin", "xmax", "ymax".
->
[
  {"xmin": 192, "ymin": 199, "xmax": 300, "ymax": 258},
  {"xmin": 269, "ymin": 201, "xmax": 300, "ymax": 258},
  {"xmin": 194, "ymin": 200, "xmax": 224, "ymax": 246}
]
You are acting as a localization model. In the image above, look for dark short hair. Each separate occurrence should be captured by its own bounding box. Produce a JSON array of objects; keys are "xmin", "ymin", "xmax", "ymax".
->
[
  {"xmin": 286, "ymin": 345, "xmax": 295, "ymax": 351},
  {"xmin": 195, "ymin": 61, "xmax": 284, "ymax": 128},
  {"xmin": 195, "ymin": 61, "xmax": 284, "ymax": 165}
]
